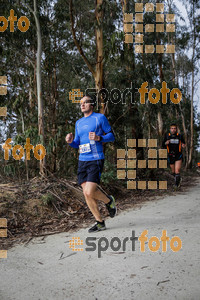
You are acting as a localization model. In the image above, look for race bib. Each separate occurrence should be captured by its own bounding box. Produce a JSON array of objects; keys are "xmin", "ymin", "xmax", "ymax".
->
[
  {"xmin": 79, "ymin": 143, "xmax": 91, "ymax": 154},
  {"xmin": 170, "ymin": 139, "xmax": 179, "ymax": 144}
]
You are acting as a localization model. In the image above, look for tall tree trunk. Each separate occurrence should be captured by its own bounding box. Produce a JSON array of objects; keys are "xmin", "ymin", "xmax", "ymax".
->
[
  {"xmin": 167, "ymin": 0, "xmax": 188, "ymax": 168},
  {"xmin": 156, "ymin": 17, "xmax": 164, "ymax": 139},
  {"xmin": 33, "ymin": 0, "xmax": 45, "ymax": 175},
  {"xmin": 157, "ymin": 52, "xmax": 164, "ymax": 139},
  {"xmin": 51, "ymin": 38, "xmax": 58, "ymax": 173},
  {"xmin": 95, "ymin": 0, "xmax": 104, "ymax": 113},
  {"xmin": 69, "ymin": 0, "xmax": 104, "ymax": 113},
  {"xmin": 180, "ymin": 100, "xmax": 189, "ymax": 168},
  {"xmin": 121, "ymin": 0, "xmax": 137, "ymax": 140},
  {"xmin": 188, "ymin": 0, "xmax": 195, "ymax": 168},
  {"xmin": 157, "ymin": 111, "xmax": 163, "ymax": 137},
  {"xmin": 20, "ymin": 107, "xmax": 29, "ymax": 180}
]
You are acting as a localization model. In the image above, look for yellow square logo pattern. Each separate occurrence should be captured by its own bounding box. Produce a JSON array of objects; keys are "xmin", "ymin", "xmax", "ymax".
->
[
  {"xmin": 117, "ymin": 139, "xmax": 167, "ymax": 189},
  {"xmin": 69, "ymin": 89, "xmax": 83, "ymax": 103},
  {"xmin": 124, "ymin": 2, "xmax": 175, "ymax": 53},
  {"xmin": 69, "ymin": 237, "xmax": 83, "ymax": 251},
  {"xmin": 0, "ymin": 218, "xmax": 7, "ymax": 259}
]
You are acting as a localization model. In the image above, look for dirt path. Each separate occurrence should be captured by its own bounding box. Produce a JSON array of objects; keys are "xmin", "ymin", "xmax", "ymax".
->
[{"xmin": 0, "ymin": 178, "xmax": 200, "ymax": 300}]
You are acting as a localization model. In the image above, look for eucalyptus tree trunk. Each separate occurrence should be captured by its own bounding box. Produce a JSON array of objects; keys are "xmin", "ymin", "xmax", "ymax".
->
[
  {"xmin": 187, "ymin": 0, "xmax": 195, "ymax": 168},
  {"xmin": 167, "ymin": 0, "xmax": 188, "ymax": 168},
  {"xmin": 69, "ymin": 0, "xmax": 105, "ymax": 113},
  {"xmin": 33, "ymin": 0, "xmax": 45, "ymax": 175},
  {"xmin": 95, "ymin": 0, "xmax": 104, "ymax": 113}
]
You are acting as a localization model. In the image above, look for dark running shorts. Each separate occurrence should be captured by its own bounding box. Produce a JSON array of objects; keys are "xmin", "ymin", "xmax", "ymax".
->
[
  {"xmin": 77, "ymin": 159, "xmax": 104, "ymax": 185},
  {"xmin": 168, "ymin": 153, "xmax": 183, "ymax": 165}
]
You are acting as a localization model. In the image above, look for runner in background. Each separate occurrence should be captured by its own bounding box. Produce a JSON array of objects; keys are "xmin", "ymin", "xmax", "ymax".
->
[{"xmin": 162, "ymin": 123, "xmax": 186, "ymax": 187}]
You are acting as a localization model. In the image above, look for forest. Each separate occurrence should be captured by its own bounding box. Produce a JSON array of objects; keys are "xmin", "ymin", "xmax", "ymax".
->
[
  {"xmin": 0, "ymin": 0, "xmax": 200, "ymax": 183},
  {"xmin": 1, "ymin": 1, "xmax": 200, "ymax": 297}
]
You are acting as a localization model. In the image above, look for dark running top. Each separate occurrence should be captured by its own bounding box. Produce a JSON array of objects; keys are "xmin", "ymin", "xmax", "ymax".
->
[{"xmin": 162, "ymin": 132, "xmax": 185, "ymax": 154}]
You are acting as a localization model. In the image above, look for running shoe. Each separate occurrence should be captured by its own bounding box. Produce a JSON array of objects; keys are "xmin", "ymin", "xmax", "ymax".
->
[
  {"xmin": 88, "ymin": 221, "xmax": 106, "ymax": 233},
  {"xmin": 106, "ymin": 195, "xmax": 117, "ymax": 218}
]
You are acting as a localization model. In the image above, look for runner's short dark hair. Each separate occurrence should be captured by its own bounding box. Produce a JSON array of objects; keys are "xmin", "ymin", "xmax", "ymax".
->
[{"xmin": 170, "ymin": 123, "xmax": 177, "ymax": 127}]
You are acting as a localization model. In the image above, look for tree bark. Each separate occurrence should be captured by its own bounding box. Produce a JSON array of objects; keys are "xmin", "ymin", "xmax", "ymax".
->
[
  {"xmin": 69, "ymin": 0, "xmax": 104, "ymax": 113},
  {"xmin": 33, "ymin": 0, "xmax": 45, "ymax": 175},
  {"xmin": 188, "ymin": 0, "xmax": 195, "ymax": 168},
  {"xmin": 95, "ymin": 0, "xmax": 104, "ymax": 113}
]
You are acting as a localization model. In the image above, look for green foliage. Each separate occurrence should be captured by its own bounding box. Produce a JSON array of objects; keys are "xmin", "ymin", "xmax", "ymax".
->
[
  {"xmin": 0, "ymin": 0, "xmax": 199, "ymax": 180},
  {"xmin": 41, "ymin": 193, "xmax": 55, "ymax": 206},
  {"xmin": 3, "ymin": 164, "xmax": 16, "ymax": 177},
  {"xmin": 101, "ymin": 160, "xmax": 118, "ymax": 186}
]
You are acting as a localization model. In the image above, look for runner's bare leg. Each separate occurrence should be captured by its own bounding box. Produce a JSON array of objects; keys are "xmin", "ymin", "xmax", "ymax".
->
[
  {"xmin": 170, "ymin": 164, "xmax": 175, "ymax": 173},
  {"xmin": 175, "ymin": 159, "xmax": 182, "ymax": 173},
  {"xmin": 81, "ymin": 182, "xmax": 109, "ymax": 222},
  {"xmin": 81, "ymin": 182, "xmax": 110, "ymax": 203}
]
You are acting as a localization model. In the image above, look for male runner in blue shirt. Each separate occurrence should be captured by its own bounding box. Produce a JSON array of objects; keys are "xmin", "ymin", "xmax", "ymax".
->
[{"xmin": 66, "ymin": 95, "xmax": 117, "ymax": 232}]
